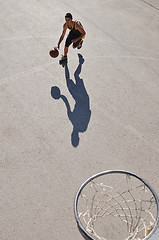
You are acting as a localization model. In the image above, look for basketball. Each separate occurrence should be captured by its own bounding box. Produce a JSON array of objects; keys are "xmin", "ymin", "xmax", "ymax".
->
[{"xmin": 49, "ymin": 49, "xmax": 59, "ymax": 58}]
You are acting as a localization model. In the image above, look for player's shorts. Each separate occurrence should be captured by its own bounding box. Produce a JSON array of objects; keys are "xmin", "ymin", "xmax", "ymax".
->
[{"xmin": 65, "ymin": 31, "xmax": 82, "ymax": 47}]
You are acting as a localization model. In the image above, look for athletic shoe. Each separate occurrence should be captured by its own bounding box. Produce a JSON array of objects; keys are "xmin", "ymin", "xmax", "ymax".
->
[
  {"xmin": 60, "ymin": 55, "xmax": 67, "ymax": 61},
  {"xmin": 77, "ymin": 40, "xmax": 83, "ymax": 49}
]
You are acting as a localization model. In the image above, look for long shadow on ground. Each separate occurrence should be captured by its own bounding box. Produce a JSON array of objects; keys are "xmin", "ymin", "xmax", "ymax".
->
[{"xmin": 51, "ymin": 54, "xmax": 91, "ymax": 147}]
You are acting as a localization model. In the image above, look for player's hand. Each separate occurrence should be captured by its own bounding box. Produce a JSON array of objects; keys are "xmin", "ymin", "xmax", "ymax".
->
[{"xmin": 54, "ymin": 45, "xmax": 59, "ymax": 50}]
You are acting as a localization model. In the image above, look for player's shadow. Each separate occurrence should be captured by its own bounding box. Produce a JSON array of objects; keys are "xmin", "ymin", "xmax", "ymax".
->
[{"xmin": 51, "ymin": 54, "xmax": 91, "ymax": 147}]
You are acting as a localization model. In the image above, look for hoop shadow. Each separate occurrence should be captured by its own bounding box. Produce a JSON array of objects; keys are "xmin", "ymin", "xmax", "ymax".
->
[{"xmin": 51, "ymin": 54, "xmax": 91, "ymax": 147}]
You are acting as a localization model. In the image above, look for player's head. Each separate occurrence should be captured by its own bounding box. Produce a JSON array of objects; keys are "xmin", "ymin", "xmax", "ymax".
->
[
  {"xmin": 65, "ymin": 13, "xmax": 73, "ymax": 23},
  {"xmin": 71, "ymin": 129, "xmax": 79, "ymax": 147},
  {"xmin": 65, "ymin": 13, "xmax": 72, "ymax": 19}
]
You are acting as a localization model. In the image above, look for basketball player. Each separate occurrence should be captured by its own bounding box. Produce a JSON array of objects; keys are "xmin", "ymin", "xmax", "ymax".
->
[{"xmin": 55, "ymin": 13, "xmax": 86, "ymax": 62}]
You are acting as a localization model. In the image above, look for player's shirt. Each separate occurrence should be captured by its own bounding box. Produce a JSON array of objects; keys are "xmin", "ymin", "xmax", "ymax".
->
[{"xmin": 67, "ymin": 20, "xmax": 85, "ymax": 39}]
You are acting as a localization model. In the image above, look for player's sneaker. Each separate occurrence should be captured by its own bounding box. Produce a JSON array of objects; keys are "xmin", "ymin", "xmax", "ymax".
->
[
  {"xmin": 60, "ymin": 55, "xmax": 67, "ymax": 61},
  {"xmin": 77, "ymin": 40, "xmax": 83, "ymax": 49},
  {"xmin": 59, "ymin": 55, "xmax": 68, "ymax": 65}
]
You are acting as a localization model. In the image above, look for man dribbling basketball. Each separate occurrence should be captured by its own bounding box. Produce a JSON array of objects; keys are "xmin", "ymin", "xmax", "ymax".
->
[{"xmin": 55, "ymin": 13, "xmax": 86, "ymax": 63}]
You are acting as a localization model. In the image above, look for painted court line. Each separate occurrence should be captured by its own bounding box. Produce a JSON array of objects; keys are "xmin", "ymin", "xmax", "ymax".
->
[
  {"xmin": 0, "ymin": 54, "xmax": 159, "ymax": 86},
  {"xmin": 1, "ymin": 36, "xmax": 158, "ymax": 57}
]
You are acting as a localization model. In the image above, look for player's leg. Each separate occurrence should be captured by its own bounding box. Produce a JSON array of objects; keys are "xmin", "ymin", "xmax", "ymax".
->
[
  {"xmin": 64, "ymin": 46, "xmax": 68, "ymax": 56},
  {"xmin": 72, "ymin": 39, "xmax": 80, "ymax": 48},
  {"xmin": 73, "ymin": 39, "xmax": 83, "ymax": 49},
  {"xmin": 77, "ymin": 39, "xmax": 83, "ymax": 49},
  {"xmin": 60, "ymin": 34, "xmax": 72, "ymax": 61},
  {"xmin": 60, "ymin": 46, "xmax": 68, "ymax": 61}
]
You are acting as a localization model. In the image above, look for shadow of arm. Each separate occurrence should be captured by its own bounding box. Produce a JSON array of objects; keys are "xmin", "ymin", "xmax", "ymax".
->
[{"xmin": 60, "ymin": 95, "xmax": 72, "ymax": 119}]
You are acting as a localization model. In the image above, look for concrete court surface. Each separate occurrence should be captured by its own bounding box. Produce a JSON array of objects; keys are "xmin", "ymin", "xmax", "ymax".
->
[{"xmin": 0, "ymin": 0, "xmax": 159, "ymax": 239}]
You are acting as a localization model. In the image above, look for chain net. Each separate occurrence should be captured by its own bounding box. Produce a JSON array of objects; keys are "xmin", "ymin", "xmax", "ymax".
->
[{"xmin": 77, "ymin": 173, "xmax": 158, "ymax": 240}]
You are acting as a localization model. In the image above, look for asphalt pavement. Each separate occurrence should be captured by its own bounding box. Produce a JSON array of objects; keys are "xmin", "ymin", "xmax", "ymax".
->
[{"xmin": 0, "ymin": 0, "xmax": 159, "ymax": 239}]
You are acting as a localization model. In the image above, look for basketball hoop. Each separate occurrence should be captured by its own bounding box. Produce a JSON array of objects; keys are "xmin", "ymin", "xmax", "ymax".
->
[{"xmin": 74, "ymin": 170, "xmax": 159, "ymax": 240}]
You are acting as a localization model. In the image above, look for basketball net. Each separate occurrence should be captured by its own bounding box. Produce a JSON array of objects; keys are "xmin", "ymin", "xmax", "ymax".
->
[{"xmin": 77, "ymin": 174, "xmax": 157, "ymax": 240}]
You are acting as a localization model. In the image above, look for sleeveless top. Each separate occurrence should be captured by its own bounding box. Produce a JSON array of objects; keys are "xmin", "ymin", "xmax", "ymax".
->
[{"xmin": 67, "ymin": 20, "xmax": 85, "ymax": 39}]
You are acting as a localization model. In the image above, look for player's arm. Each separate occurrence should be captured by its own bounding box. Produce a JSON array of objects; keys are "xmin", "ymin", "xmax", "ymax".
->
[
  {"xmin": 72, "ymin": 23, "xmax": 86, "ymax": 43},
  {"xmin": 56, "ymin": 23, "xmax": 67, "ymax": 49}
]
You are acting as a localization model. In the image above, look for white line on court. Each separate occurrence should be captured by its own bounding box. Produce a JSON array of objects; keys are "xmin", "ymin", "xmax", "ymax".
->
[
  {"xmin": 0, "ymin": 54, "xmax": 159, "ymax": 86},
  {"xmin": 84, "ymin": 56, "xmax": 159, "ymax": 61},
  {"xmin": 1, "ymin": 36, "xmax": 158, "ymax": 56},
  {"xmin": 0, "ymin": 36, "xmax": 57, "ymax": 42},
  {"xmin": 90, "ymin": 39, "xmax": 159, "ymax": 55},
  {"xmin": 0, "ymin": 62, "xmax": 56, "ymax": 85}
]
